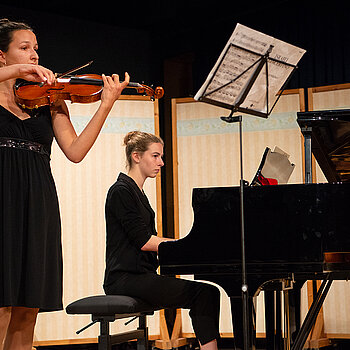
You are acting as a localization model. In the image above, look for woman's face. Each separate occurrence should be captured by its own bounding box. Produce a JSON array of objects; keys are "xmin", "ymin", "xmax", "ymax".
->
[
  {"xmin": 136, "ymin": 142, "xmax": 164, "ymax": 179},
  {"xmin": 0, "ymin": 29, "xmax": 39, "ymax": 66}
]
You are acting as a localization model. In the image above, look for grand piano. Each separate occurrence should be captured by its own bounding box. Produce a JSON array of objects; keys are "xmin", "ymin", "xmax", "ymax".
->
[{"xmin": 158, "ymin": 109, "xmax": 350, "ymax": 350}]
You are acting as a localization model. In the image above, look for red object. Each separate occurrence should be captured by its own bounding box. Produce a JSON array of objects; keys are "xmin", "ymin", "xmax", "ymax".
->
[{"xmin": 258, "ymin": 175, "xmax": 278, "ymax": 185}]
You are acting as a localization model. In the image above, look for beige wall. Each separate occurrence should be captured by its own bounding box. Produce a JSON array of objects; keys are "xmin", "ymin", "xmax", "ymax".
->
[
  {"xmin": 308, "ymin": 85, "xmax": 350, "ymax": 337},
  {"xmin": 172, "ymin": 91, "xmax": 305, "ymax": 337},
  {"xmin": 33, "ymin": 97, "xmax": 161, "ymax": 344},
  {"xmin": 33, "ymin": 85, "xmax": 350, "ymax": 343},
  {"xmin": 172, "ymin": 88, "xmax": 350, "ymax": 339}
]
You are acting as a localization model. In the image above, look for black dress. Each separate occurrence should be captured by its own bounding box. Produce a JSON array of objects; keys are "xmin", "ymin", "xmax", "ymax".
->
[{"xmin": 0, "ymin": 105, "xmax": 62, "ymax": 312}]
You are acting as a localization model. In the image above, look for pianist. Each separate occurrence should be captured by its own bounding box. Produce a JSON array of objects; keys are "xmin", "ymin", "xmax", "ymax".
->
[{"xmin": 103, "ymin": 131, "xmax": 221, "ymax": 350}]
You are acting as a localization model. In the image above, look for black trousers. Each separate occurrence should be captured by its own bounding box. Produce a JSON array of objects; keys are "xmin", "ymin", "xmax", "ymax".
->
[{"xmin": 104, "ymin": 272, "xmax": 220, "ymax": 345}]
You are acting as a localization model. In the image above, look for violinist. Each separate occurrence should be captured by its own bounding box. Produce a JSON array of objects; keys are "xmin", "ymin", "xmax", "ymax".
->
[{"xmin": 0, "ymin": 18, "xmax": 129, "ymax": 349}]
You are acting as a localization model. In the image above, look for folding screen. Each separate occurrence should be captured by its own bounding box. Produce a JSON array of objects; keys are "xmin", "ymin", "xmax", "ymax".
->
[
  {"xmin": 33, "ymin": 96, "xmax": 162, "ymax": 344},
  {"xmin": 308, "ymin": 84, "xmax": 350, "ymax": 339},
  {"xmin": 171, "ymin": 90, "xmax": 305, "ymax": 338}
]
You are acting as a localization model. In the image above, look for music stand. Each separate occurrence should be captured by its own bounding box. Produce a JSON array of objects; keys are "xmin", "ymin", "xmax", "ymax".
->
[{"xmin": 194, "ymin": 23, "xmax": 305, "ymax": 350}]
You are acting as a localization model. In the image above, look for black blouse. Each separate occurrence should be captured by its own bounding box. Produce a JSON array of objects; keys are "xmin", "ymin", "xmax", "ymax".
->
[{"xmin": 104, "ymin": 173, "xmax": 158, "ymax": 286}]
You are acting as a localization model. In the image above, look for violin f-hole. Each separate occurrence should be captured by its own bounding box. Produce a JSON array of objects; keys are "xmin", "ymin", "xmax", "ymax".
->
[{"xmin": 46, "ymin": 87, "xmax": 65, "ymax": 93}]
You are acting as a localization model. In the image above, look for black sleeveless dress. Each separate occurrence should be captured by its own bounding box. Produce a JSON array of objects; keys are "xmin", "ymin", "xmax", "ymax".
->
[{"xmin": 0, "ymin": 105, "xmax": 62, "ymax": 312}]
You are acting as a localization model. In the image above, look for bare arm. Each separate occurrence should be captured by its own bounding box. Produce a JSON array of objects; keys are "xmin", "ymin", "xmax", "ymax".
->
[
  {"xmin": 141, "ymin": 235, "xmax": 176, "ymax": 252},
  {"xmin": 0, "ymin": 64, "xmax": 55, "ymax": 84},
  {"xmin": 51, "ymin": 73, "xmax": 130, "ymax": 163}
]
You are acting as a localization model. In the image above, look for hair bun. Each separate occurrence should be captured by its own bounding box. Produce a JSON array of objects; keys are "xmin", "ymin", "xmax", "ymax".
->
[{"xmin": 123, "ymin": 131, "xmax": 139, "ymax": 146}]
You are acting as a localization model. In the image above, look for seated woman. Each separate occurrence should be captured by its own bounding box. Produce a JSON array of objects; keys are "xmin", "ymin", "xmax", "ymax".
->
[{"xmin": 103, "ymin": 131, "xmax": 221, "ymax": 350}]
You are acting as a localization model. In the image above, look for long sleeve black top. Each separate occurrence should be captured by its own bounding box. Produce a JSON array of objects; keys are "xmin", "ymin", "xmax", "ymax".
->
[{"xmin": 104, "ymin": 173, "xmax": 159, "ymax": 289}]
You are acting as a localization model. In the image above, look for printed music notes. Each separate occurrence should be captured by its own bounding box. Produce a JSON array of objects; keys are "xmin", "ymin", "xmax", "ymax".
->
[{"xmin": 195, "ymin": 23, "xmax": 306, "ymax": 117}]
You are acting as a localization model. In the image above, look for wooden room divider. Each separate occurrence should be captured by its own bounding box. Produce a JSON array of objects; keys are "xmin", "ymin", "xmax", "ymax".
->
[
  {"xmin": 171, "ymin": 89, "xmax": 306, "ymax": 340},
  {"xmin": 33, "ymin": 96, "xmax": 163, "ymax": 346},
  {"xmin": 306, "ymin": 83, "xmax": 350, "ymax": 343}
]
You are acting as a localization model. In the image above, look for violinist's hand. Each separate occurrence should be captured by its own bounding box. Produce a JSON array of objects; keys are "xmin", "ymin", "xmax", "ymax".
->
[
  {"xmin": 100, "ymin": 72, "xmax": 130, "ymax": 108},
  {"xmin": 16, "ymin": 64, "xmax": 55, "ymax": 84}
]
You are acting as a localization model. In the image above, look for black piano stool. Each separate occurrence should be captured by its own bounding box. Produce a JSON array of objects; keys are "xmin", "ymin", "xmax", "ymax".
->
[{"xmin": 66, "ymin": 295, "xmax": 159, "ymax": 350}]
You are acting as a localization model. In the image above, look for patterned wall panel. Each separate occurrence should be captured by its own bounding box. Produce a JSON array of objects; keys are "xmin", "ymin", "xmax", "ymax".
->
[
  {"xmin": 308, "ymin": 84, "xmax": 350, "ymax": 337},
  {"xmin": 33, "ymin": 98, "xmax": 161, "ymax": 344},
  {"xmin": 172, "ymin": 91, "xmax": 305, "ymax": 337}
]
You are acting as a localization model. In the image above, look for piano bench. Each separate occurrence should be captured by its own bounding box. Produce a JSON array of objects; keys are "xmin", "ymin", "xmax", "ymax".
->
[{"xmin": 66, "ymin": 295, "xmax": 158, "ymax": 350}]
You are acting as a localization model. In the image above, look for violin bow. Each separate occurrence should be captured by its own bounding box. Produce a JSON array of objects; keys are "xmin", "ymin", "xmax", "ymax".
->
[{"xmin": 56, "ymin": 60, "xmax": 94, "ymax": 79}]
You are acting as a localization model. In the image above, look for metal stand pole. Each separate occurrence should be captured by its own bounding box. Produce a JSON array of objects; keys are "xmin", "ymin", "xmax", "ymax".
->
[
  {"xmin": 221, "ymin": 113, "xmax": 250, "ymax": 349},
  {"xmin": 238, "ymin": 116, "xmax": 249, "ymax": 350},
  {"xmin": 219, "ymin": 45, "xmax": 277, "ymax": 349}
]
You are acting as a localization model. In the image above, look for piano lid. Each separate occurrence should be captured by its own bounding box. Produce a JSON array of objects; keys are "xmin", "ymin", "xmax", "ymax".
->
[{"xmin": 297, "ymin": 109, "xmax": 350, "ymax": 183}]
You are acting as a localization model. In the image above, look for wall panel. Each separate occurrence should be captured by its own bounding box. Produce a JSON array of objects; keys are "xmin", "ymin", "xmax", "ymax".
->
[
  {"xmin": 172, "ymin": 91, "xmax": 305, "ymax": 337},
  {"xmin": 33, "ymin": 97, "xmax": 161, "ymax": 344},
  {"xmin": 308, "ymin": 84, "xmax": 350, "ymax": 337}
]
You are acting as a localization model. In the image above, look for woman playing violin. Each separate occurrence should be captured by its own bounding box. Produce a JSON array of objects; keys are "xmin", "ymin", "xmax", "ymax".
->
[{"xmin": 0, "ymin": 18, "xmax": 129, "ymax": 349}]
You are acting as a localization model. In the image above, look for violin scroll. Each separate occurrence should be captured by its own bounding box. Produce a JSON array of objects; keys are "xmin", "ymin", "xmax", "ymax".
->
[
  {"xmin": 135, "ymin": 84, "xmax": 164, "ymax": 100},
  {"xmin": 154, "ymin": 86, "xmax": 164, "ymax": 99}
]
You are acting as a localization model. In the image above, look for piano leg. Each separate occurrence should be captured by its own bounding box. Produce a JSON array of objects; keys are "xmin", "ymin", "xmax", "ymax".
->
[
  {"xmin": 265, "ymin": 290, "xmax": 283, "ymax": 350},
  {"xmin": 288, "ymin": 284, "xmax": 302, "ymax": 344},
  {"xmin": 230, "ymin": 296, "xmax": 256, "ymax": 350},
  {"xmin": 264, "ymin": 282, "xmax": 304, "ymax": 350}
]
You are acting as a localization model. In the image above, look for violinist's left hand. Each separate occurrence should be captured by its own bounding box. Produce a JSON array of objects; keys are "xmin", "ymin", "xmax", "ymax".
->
[
  {"xmin": 52, "ymin": 72, "xmax": 130, "ymax": 163},
  {"xmin": 100, "ymin": 72, "xmax": 130, "ymax": 108}
]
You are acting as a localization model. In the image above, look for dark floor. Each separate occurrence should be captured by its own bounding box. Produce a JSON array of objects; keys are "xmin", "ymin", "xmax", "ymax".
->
[{"xmin": 35, "ymin": 338, "xmax": 350, "ymax": 350}]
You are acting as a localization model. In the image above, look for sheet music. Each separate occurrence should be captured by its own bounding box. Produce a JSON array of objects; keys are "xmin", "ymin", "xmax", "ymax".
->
[{"xmin": 195, "ymin": 24, "xmax": 306, "ymax": 115}]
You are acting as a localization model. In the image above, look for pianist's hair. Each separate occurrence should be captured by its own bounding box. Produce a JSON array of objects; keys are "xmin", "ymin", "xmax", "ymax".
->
[
  {"xmin": 124, "ymin": 131, "xmax": 164, "ymax": 170},
  {"xmin": 0, "ymin": 18, "xmax": 33, "ymax": 52}
]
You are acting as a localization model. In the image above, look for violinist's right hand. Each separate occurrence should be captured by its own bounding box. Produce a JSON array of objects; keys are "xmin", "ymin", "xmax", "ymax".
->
[{"xmin": 16, "ymin": 64, "xmax": 55, "ymax": 85}]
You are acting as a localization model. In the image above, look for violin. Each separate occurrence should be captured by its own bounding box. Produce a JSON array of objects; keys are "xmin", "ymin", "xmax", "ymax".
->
[{"xmin": 14, "ymin": 73, "xmax": 164, "ymax": 110}]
